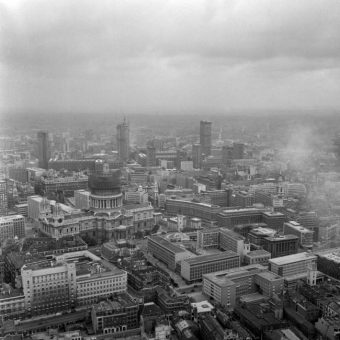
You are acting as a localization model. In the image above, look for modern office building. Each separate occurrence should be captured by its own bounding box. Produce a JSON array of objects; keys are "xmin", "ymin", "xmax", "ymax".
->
[
  {"xmin": 197, "ymin": 228, "xmax": 220, "ymax": 249},
  {"xmin": 283, "ymin": 221, "xmax": 314, "ymax": 248},
  {"xmin": 192, "ymin": 144, "xmax": 202, "ymax": 169},
  {"xmin": 147, "ymin": 235, "xmax": 194, "ymax": 271},
  {"xmin": 37, "ymin": 131, "xmax": 50, "ymax": 169},
  {"xmin": 316, "ymin": 248, "xmax": 340, "ymax": 280},
  {"xmin": 268, "ymin": 252, "xmax": 317, "ymax": 277},
  {"xmin": 216, "ymin": 208, "xmax": 263, "ymax": 229},
  {"xmin": 0, "ymin": 179, "xmax": 8, "ymax": 215},
  {"xmin": 203, "ymin": 264, "xmax": 283, "ymax": 308},
  {"xmin": 200, "ymin": 121, "xmax": 212, "ymax": 157},
  {"xmin": 181, "ymin": 251, "xmax": 240, "ymax": 282},
  {"xmin": 219, "ymin": 228, "xmax": 249, "ymax": 257},
  {"xmin": 117, "ymin": 119, "xmax": 130, "ymax": 163},
  {"xmin": 165, "ymin": 198, "xmax": 222, "ymax": 221},
  {"xmin": 248, "ymin": 227, "xmax": 277, "ymax": 246}
]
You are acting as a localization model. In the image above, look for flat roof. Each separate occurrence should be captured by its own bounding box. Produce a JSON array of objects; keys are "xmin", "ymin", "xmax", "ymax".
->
[
  {"xmin": 219, "ymin": 228, "xmax": 245, "ymax": 240},
  {"xmin": 265, "ymin": 234, "xmax": 299, "ymax": 241},
  {"xmin": 262, "ymin": 211, "xmax": 284, "ymax": 217},
  {"xmin": 220, "ymin": 207, "xmax": 262, "ymax": 214},
  {"xmin": 246, "ymin": 249, "xmax": 271, "ymax": 257},
  {"xmin": 269, "ymin": 252, "xmax": 316, "ymax": 266},
  {"xmin": 184, "ymin": 250, "xmax": 238, "ymax": 265},
  {"xmin": 148, "ymin": 235, "xmax": 186, "ymax": 254}
]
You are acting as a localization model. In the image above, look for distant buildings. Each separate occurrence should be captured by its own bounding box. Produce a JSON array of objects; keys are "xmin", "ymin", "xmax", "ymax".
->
[
  {"xmin": 200, "ymin": 121, "xmax": 212, "ymax": 157},
  {"xmin": 37, "ymin": 131, "xmax": 50, "ymax": 170},
  {"xmin": 0, "ymin": 215, "xmax": 25, "ymax": 244},
  {"xmin": 117, "ymin": 119, "xmax": 130, "ymax": 164}
]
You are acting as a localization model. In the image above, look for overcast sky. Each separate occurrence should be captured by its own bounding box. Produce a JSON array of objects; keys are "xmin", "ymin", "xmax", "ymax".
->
[{"xmin": 1, "ymin": 0, "xmax": 340, "ymax": 115}]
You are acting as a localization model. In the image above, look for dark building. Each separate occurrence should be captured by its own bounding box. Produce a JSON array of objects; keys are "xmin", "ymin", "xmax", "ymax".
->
[
  {"xmin": 91, "ymin": 294, "xmax": 139, "ymax": 334},
  {"xmin": 232, "ymin": 143, "xmax": 245, "ymax": 159},
  {"xmin": 192, "ymin": 144, "xmax": 202, "ymax": 169},
  {"xmin": 262, "ymin": 235, "xmax": 299, "ymax": 258},
  {"xmin": 37, "ymin": 131, "xmax": 50, "ymax": 170},
  {"xmin": 147, "ymin": 146, "xmax": 157, "ymax": 167},
  {"xmin": 222, "ymin": 145, "xmax": 233, "ymax": 164},
  {"xmin": 117, "ymin": 119, "xmax": 130, "ymax": 164},
  {"xmin": 156, "ymin": 287, "xmax": 190, "ymax": 315},
  {"xmin": 200, "ymin": 314, "xmax": 233, "ymax": 340},
  {"xmin": 200, "ymin": 121, "xmax": 212, "ymax": 157},
  {"xmin": 48, "ymin": 159, "xmax": 97, "ymax": 172}
]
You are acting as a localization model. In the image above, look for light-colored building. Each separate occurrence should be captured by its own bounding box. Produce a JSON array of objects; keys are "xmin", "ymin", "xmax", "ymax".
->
[
  {"xmin": 219, "ymin": 228, "xmax": 249, "ymax": 257},
  {"xmin": 147, "ymin": 235, "xmax": 195, "ymax": 271},
  {"xmin": 283, "ymin": 221, "xmax": 314, "ymax": 248},
  {"xmin": 0, "ymin": 285, "xmax": 25, "ymax": 320},
  {"xmin": 202, "ymin": 264, "xmax": 283, "ymax": 308},
  {"xmin": 14, "ymin": 203, "xmax": 28, "ymax": 217},
  {"xmin": 125, "ymin": 186, "xmax": 148, "ymax": 204},
  {"xmin": 28, "ymin": 195, "xmax": 50, "ymax": 220},
  {"xmin": 21, "ymin": 250, "xmax": 127, "ymax": 315},
  {"xmin": 74, "ymin": 189, "xmax": 90, "ymax": 209},
  {"xmin": 181, "ymin": 251, "xmax": 240, "ymax": 282},
  {"xmin": 268, "ymin": 252, "xmax": 317, "ymax": 277},
  {"xmin": 0, "ymin": 214, "xmax": 25, "ymax": 243}
]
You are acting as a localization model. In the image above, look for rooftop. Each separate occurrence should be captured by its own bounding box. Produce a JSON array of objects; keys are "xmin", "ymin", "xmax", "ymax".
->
[
  {"xmin": 148, "ymin": 235, "xmax": 186, "ymax": 254},
  {"xmin": 219, "ymin": 228, "xmax": 245, "ymax": 240},
  {"xmin": 183, "ymin": 250, "xmax": 238, "ymax": 265},
  {"xmin": 246, "ymin": 249, "xmax": 271, "ymax": 257},
  {"xmin": 269, "ymin": 252, "xmax": 316, "ymax": 266},
  {"xmin": 93, "ymin": 293, "xmax": 136, "ymax": 312}
]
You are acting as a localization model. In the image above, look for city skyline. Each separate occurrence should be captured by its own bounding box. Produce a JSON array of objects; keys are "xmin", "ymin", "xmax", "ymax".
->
[{"xmin": 1, "ymin": 0, "xmax": 340, "ymax": 117}]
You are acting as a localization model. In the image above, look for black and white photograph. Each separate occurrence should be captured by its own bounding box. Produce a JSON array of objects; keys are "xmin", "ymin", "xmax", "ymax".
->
[{"xmin": 0, "ymin": 1, "xmax": 340, "ymax": 339}]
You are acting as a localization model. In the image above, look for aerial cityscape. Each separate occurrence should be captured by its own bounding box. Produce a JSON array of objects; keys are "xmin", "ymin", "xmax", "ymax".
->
[{"xmin": 1, "ymin": 1, "xmax": 340, "ymax": 340}]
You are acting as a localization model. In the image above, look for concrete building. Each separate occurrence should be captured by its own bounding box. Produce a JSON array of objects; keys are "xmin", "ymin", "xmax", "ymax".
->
[
  {"xmin": 197, "ymin": 228, "xmax": 220, "ymax": 249},
  {"xmin": 37, "ymin": 131, "xmax": 50, "ymax": 170},
  {"xmin": 219, "ymin": 228, "xmax": 249, "ymax": 257},
  {"xmin": 117, "ymin": 119, "xmax": 130, "ymax": 164},
  {"xmin": 147, "ymin": 235, "xmax": 194, "ymax": 271},
  {"xmin": 248, "ymin": 227, "xmax": 277, "ymax": 246},
  {"xmin": 216, "ymin": 208, "xmax": 263, "ymax": 229},
  {"xmin": 268, "ymin": 252, "xmax": 317, "ymax": 277},
  {"xmin": 181, "ymin": 251, "xmax": 240, "ymax": 282},
  {"xmin": 283, "ymin": 221, "xmax": 314, "ymax": 248},
  {"xmin": 200, "ymin": 121, "xmax": 212, "ymax": 157},
  {"xmin": 0, "ymin": 179, "xmax": 8, "ymax": 215},
  {"xmin": 165, "ymin": 198, "xmax": 222, "ymax": 221},
  {"xmin": 14, "ymin": 203, "xmax": 28, "ymax": 217},
  {"xmin": 202, "ymin": 264, "xmax": 283, "ymax": 309},
  {"xmin": 125, "ymin": 186, "xmax": 148, "ymax": 204},
  {"xmin": 192, "ymin": 144, "xmax": 202, "ymax": 169}
]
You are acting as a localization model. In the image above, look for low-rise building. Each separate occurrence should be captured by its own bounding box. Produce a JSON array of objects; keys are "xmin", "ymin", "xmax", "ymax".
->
[
  {"xmin": 91, "ymin": 293, "xmax": 139, "ymax": 334},
  {"xmin": 244, "ymin": 249, "xmax": 271, "ymax": 265},
  {"xmin": 283, "ymin": 221, "xmax": 314, "ymax": 249},
  {"xmin": 202, "ymin": 264, "xmax": 283, "ymax": 309}
]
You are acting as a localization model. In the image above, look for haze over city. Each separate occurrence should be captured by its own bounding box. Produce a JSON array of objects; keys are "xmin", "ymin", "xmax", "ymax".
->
[{"xmin": 1, "ymin": 0, "xmax": 340, "ymax": 117}]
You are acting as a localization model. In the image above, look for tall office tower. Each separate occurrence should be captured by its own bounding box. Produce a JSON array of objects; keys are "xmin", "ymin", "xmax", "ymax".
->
[
  {"xmin": 0, "ymin": 180, "xmax": 8, "ymax": 216},
  {"xmin": 200, "ymin": 121, "xmax": 212, "ymax": 157},
  {"xmin": 192, "ymin": 144, "xmax": 202, "ymax": 169},
  {"xmin": 147, "ymin": 146, "xmax": 156, "ymax": 167},
  {"xmin": 37, "ymin": 131, "xmax": 50, "ymax": 169},
  {"xmin": 116, "ymin": 119, "xmax": 130, "ymax": 163}
]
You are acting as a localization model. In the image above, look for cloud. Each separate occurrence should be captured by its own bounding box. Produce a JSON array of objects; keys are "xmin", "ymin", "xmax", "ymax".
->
[{"xmin": 0, "ymin": 0, "xmax": 340, "ymax": 113}]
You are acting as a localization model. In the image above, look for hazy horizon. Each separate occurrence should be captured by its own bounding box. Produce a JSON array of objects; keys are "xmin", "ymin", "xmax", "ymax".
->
[{"xmin": 1, "ymin": 0, "xmax": 340, "ymax": 116}]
